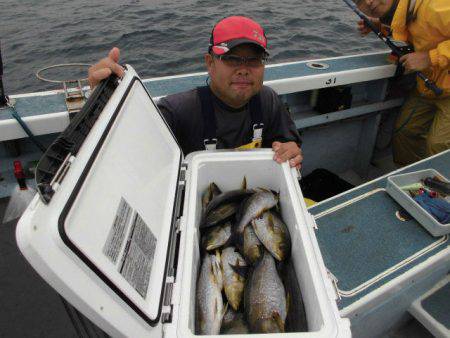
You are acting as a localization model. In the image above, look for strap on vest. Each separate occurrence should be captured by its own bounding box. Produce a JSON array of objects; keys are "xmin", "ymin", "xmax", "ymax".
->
[
  {"xmin": 197, "ymin": 86, "xmax": 218, "ymax": 150},
  {"xmin": 197, "ymin": 86, "xmax": 264, "ymax": 150},
  {"xmin": 249, "ymin": 93, "xmax": 264, "ymax": 143}
]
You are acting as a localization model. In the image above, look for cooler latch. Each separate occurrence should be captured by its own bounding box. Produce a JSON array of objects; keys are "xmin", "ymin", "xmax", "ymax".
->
[
  {"xmin": 327, "ymin": 270, "xmax": 341, "ymax": 301},
  {"xmin": 309, "ymin": 213, "xmax": 318, "ymax": 230}
]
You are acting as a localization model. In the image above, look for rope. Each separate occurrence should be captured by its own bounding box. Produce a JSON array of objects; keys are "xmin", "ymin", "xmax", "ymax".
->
[{"xmin": 8, "ymin": 100, "xmax": 46, "ymax": 152}]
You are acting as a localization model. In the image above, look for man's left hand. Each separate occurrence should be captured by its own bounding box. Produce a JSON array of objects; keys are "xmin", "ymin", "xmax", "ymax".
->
[
  {"xmin": 272, "ymin": 141, "xmax": 303, "ymax": 169},
  {"xmin": 399, "ymin": 51, "xmax": 431, "ymax": 72}
]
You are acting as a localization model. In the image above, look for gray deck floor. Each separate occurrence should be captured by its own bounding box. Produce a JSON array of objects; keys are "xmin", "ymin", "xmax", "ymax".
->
[
  {"xmin": 0, "ymin": 198, "xmax": 78, "ymax": 338},
  {"xmin": 0, "ymin": 197, "xmax": 110, "ymax": 338}
]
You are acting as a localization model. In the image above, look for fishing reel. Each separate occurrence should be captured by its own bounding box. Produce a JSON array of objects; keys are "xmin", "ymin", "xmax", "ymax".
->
[
  {"xmin": 392, "ymin": 40, "xmax": 414, "ymax": 55},
  {"xmin": 390, "ymin": 40, "xmax": 415, "ymax": 77}
]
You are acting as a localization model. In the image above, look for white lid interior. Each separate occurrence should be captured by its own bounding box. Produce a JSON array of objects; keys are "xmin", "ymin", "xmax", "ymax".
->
[{"xmin": 61, "ymin": 77, "xmax": 181, "ymax": 323}]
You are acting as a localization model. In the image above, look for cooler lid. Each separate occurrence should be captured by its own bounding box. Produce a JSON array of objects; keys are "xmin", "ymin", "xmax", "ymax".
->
[{"xmin": 17, "ymin": 66, "xmax": 182, "ymax": 336}]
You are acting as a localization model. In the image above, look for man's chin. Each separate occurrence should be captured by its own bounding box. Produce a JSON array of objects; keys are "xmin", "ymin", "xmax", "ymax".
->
[
  {"xmin": 233, "ymin": 86, "xmax": 255, "ymax": 98},
  {"xmin": 232, "ymin": 92, "xmax": 253, "ymax": 105}
]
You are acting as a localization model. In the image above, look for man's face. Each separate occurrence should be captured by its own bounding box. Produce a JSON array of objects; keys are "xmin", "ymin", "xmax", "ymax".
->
[
  {"xmin": 357, "ymin": 0, "xmax": 393, "ymax": 18},
  {"xmin": 205, "ymin": 44, "xmax": 265, "ymax": 108}
]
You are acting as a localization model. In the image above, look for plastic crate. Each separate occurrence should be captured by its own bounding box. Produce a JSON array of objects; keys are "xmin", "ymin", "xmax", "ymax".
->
[{"xmin": 386, "ymin": 169, "xmax": 450, "ymax": 237}]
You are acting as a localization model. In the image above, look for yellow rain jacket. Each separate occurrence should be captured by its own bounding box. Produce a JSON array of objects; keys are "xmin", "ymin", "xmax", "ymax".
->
[{"xmin": 391, "ymin": 0, "xmax": 450, "ymax": 98}]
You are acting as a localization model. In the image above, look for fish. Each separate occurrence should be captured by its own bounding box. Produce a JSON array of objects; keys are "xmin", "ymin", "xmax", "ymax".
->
[
  {"xmin": 235, "ymin": 190, "xmax": 279, "ymax": 236},
  {"xmin": 195, "ymin": 252, "xmax": 225, "ymax": 335},
  {"xmin": 251, "ymin": 211, "xmax": 291, "ymax": 261},
  {"xmin": 221, "ymin": 247, "xmax": 247, "ymax": 311},
  {"xmin": 201, "ymin": 202, "xmax": 239, "ymax": 229},
  {"xmin": 200, "ymin": 177, "xmax": 254, "ymax": 227},
  {"xmin": 202, "ymin": 222, "xmax": 232, "ymax": 251},
  {"xmin": 201, "ymin": 189, "xmax": 255, "ymax": 226},
  {"xmin": 221, "ymin": 308, "xmax": 249, "ymax": 334},
  {"xmin": 202, "ymin": 182, "xmax": 222, "ymax": 211},
  {"xmin": 244, "ymin": 250, "xmax": 287, "ymax": 333},
  {"xmin": 221, "ymin": 306, "xmax": 240, "ymax": 329},
  {"xmin": 278, "ymin": 258, "xmax": 308, "ymax": 333},
  {"xmin": 242, "ymin": 223, "xmax": 264, "ymax": 264},
  {"xmin": 221, "ymin": 316, "xmax": 249, "ymax": 334}
]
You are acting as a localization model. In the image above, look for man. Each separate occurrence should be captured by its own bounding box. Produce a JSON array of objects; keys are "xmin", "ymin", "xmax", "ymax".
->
[
  {"xmin": 355, "ymin": 0, "xmax": 450, "ymax": 165},
  {"xmin": 88, "ymin": 16, "xmax": 303, "ymax": 168}
]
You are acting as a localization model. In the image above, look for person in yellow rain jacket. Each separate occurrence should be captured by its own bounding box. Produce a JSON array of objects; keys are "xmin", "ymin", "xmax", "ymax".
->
[{"xmin": 355, "ymin": 0, "xmax": 450, "ymax": 165}]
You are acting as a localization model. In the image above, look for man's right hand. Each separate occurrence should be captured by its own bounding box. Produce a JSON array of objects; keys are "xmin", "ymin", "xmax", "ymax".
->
[
  {"xmin": 357, "ymin": 18, "xmax": 380, "ymax": 36},
  {"xmin": 88, "ymin": 47, "xmax": 125, "ymax": 89}
]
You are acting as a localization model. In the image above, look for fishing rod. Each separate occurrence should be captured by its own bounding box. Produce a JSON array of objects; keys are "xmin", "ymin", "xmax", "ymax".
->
[{"xmin": 342, "ymin": 0, "xmax": 443, "ymax": 96}]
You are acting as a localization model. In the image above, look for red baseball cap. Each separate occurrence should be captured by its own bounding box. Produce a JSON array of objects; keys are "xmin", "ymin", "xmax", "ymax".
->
[{"xmin": 209, "ymin": 16, "xmax": 268, "ymax": 55}]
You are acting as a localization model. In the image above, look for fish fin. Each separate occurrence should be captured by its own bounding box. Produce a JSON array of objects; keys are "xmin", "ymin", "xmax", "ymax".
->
[
  {"xmin": 202, "ymin": 228, "xmax": 214, "ymax": 250},
  {"xmin": 268, "ymin": 213, "xmax": 276, "ymax": 232},
  {"xmin": 215, "ymin": 249, "xmax": 221, "ymax": 262},
  {"xmin": 205, "ymin": 243, "xmax": 216, "ymax": 251},
  {"xmin": 207, "ymin": 183, "xmax": 214, "ymax": 198},
  {"xmin": 253, "ymin": 249, "xmax": 265, "ymax": 266},
  {"xmin": 241, "ymin": 176, "xmax": 247, "ymax": 190},
  {"xmin": 270, "ymin": 189, "xmax": 280, "ymax": 198},
  {"xmin": 211, "ymin": 182, "xmax": 222, "ymax": 195},
  {"xmin": 229, "ymin": 261, "xmax": 248, "ymax": 279},
  {"xmin": 222, "ymin": 302, "xmax": 229, "ymax": 320},
  {"xmin": 272, "ymin": 311, "xmax": 285, "ymax": 333}
]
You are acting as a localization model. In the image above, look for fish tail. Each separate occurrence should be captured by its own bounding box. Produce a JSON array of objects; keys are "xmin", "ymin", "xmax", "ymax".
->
[{"xmin": 272, "ymin": 311, "xmax": 285, "ymax": 333}]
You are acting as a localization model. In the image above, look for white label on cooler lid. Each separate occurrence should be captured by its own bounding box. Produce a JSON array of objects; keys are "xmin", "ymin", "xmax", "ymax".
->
[
  {"xmin": 118, "ymin": 212, "xmax": 157, "ymax": 298},
  {"xmin": 103, "ymin": 197, "xmax": 133, "ymax": 264}
]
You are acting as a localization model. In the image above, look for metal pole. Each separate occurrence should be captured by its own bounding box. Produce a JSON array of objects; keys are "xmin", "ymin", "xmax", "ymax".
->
[{"xmin": 0, "ymin": 40, "xmax": 8, "ymax": 107}]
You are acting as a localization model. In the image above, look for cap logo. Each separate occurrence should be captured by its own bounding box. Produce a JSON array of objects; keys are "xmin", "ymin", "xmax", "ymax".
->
[
  {"xmin": 215, "ymin": 45, "xmax": 230, "ymax": 53},
  {"xmin": 253, "ymin": 30, "xmax": 264, "ymax": 43}
]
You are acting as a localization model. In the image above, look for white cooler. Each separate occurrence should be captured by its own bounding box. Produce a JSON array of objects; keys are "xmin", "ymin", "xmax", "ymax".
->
[{"xmin": 16, "ymin": 66, "xmax": 351, "ymax": 338}]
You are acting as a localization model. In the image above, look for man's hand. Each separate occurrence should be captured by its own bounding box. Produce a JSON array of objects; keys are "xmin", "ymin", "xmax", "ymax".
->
[
  {"xmin": 88, "ymin": 47, "xmax": 125, "ymax": 88},
  {"xmin": 272, "ymin": 141, "xmax": 303, "ymax": 169},
  {"xmin": 399, "ymin": 51, "xmax": 431, "ymax": 72},
  {"xmin": 357, "ymin": 18, "xmax": 380, "ymax": 36}
]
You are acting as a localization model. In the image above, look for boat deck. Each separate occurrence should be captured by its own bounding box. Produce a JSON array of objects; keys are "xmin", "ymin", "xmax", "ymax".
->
[{"xmin": 310, "ymin": 150, "xmax": 450, "ymax": 310}]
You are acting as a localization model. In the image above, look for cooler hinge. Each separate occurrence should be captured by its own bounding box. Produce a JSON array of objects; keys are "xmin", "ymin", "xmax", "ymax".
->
[
  {"xmin": 174, "ymin": 163, "xmax": 187, "ymax": 222},
  {"xmin": 161, "ymin": 164, "xmax": 187, "ymax": 323},
  {"xmin": 37, "ymin": 153, "xmax": 74, "ymax": 204},
  {"xmin": 35, "ymin": 74, "xmax": 120, "ymax": 204},
  {"xmin": 179, "ymin": 163, "xmax": 187, "ymax": 185},
  {"xmin": 161, "ymin": 276, "xmax": 175, "ymax": 323},
  {"xmin": 327, "ymin": 270, "xmax": 341, "ymax": 301}
]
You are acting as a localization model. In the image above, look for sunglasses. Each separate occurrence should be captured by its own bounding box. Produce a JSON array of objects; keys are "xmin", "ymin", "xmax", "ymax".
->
[{"xmin": 214, "ymin": 54, "xmax": 268, "ymax": 67}]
